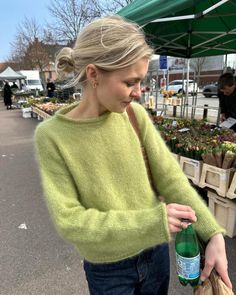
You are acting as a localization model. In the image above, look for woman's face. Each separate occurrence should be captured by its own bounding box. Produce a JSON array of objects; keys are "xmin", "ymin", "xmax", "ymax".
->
[{"xmin": 95, "ymin": 57, "xmax": 149, "ymax": 114}]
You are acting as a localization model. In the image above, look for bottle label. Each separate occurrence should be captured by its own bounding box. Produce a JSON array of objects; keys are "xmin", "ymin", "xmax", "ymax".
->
[{"xmin": 176, "ymin": 253, "xmax": 200, "ymax": 279}]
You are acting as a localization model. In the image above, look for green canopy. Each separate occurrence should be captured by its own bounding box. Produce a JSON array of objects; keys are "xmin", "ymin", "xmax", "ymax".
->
[{"xmin": 118, "ymin": 0, "xmax": 236, "ymax": 58}]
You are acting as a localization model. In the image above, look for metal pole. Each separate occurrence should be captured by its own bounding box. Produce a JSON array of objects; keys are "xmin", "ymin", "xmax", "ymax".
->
[
  {"xmin": 191, "ymin": 71, "xmax": 195, "ymax": 119},
  {"xmin": 224, "ymin": 54, "xmax": 228, "ymax": 71},
  {"xmin": 216, "ymin": 106, "xmax": 221, "ymax": 126},
  {"xmin": 180, "ymin": 67, "xmax": 185, "ymax": 117},
  {"xmin": 183, "ymin": 59, "xmax": 190, "ymax": 118},
  {"xmin": 186, "ymin": 59, "xmax": 190, "ymax": 119},
  {"xmin": 173, "ymin": 105, "xmax": 177, "ymax": 117},
  {"xmin": 155, "ymin": 67, "xmax": 159, "ymax": 112},
  {"xmin": 203, "ymin": 104, "xmax": 208, "ymax": 120}
]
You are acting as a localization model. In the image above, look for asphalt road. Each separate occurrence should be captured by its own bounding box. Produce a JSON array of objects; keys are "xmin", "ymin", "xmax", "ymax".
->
[
  {"xmin": 156, "ymin": 93, "xmax": 220, "ymax": 123},
  {"xmin": 0, "ymin": 100, "xmax": 235, "ymax": 295}
]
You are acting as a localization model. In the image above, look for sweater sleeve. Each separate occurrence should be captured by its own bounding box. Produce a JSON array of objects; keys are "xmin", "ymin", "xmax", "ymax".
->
[
  {"xmin": 132, "ymin": 103, "xmax": 225, "ymax": 242},
  {"xmin": 34, "ymin": 124, "xmax": 171, "ymax": 263}
]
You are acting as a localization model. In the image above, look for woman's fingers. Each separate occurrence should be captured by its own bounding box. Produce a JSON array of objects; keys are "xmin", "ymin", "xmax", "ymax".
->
[
  {"xmin": 166, "ymin": 203, "xmax": 197, "ymax": 233},
  {"xmin": 167, "ymin": 203, "xmax": 197, "ymax": 222},
  {"xmin": 219, "ymin": 271, "xmax": 233, "ymax": 289},
  {"xmin": 200, "ymin": 262, "xmax": 214, "ymax": 282}
]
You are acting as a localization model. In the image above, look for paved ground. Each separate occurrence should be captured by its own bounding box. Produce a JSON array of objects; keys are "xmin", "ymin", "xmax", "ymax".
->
[{"xmin": 0, "ymin": 100, "xmax": 235, "ymax": 295}]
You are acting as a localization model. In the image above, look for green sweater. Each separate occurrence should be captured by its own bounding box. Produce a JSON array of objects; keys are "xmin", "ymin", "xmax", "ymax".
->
[{"xmin": 35, "ymin": 102, "xmax": 224, "ymax": 263}]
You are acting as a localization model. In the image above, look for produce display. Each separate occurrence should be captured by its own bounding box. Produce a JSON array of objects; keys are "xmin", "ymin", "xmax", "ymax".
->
[
  {"xmin": 22, "ymin": 97, "xmax": 73, "ymax": 115},
  {"xmin": 152, "ymin": 116, "xmax": 236, "ymax": 169},
  {"xmin": 34, "ymin": 102, "xmax": 68, "ymax": 115}
]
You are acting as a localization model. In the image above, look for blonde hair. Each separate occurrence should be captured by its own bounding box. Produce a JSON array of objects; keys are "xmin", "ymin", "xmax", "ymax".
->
[{"xmin": 55, "ymin": 15, "xmax": 153, "ymax": 86}]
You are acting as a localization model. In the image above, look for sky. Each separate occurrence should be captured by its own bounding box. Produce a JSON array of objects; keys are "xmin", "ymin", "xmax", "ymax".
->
[
  {"xmin": 0, "ymin": 0, "xmax": 51, "ymax": 62},
  {"xmin": 0, "ymin": 0, "xmax": 235, "ymax": 68}
]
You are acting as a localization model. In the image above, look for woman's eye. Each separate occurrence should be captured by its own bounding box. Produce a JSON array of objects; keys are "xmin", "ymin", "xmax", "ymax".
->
[{"xmin": 125, "ymin": 82, "xmax": 135, "ymax": 87}]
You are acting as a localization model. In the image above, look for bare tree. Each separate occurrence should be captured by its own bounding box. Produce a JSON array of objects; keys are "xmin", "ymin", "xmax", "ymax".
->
[
  {"xmin": 47, "ymin": 0, "xmax": 134, "ymax": 43},
  {"xmin": 10, "ymin": 18, "xmax": 43, "ymax": 65},
  {"xmin": 190, "ymin": 57, "xmax": 207, "ymax": 87},
  {"xmin": 42, "ymin": 28, "xmax": 58, "ymax": 45},
  {"xmin": 9, "ymin": 17, "xmax": 57, "ymax": 73},
  {"xmin": 48, "ymin": 0, "xmax": 99, "ymax": 43},
  {"xmin": 8, "ymin": 0, "xmax": 134, "ymax": 68},
  {"xmin": 91, "ymin": 0, "xmax": 134, "ymax": 15},
  {"xmin": 23, "ymin": 39, "xmax": 50, "ymax": 71}
]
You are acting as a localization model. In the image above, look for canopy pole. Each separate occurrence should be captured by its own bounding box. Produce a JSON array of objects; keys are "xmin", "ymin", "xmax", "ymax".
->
[
  {"xmin": 155, "ymin": 67, "xmax": 159, "ymax": 113},
  {"xmin": 180, "ymin": 67, "xmax": 185, "ymax": 117},
  {"xmin": 224, "ymin": 53, "xmax": 228, "ymax": 70},
  {"xmin": 182, "ymin": 59, "xmax": 190, "ymax": 118}
]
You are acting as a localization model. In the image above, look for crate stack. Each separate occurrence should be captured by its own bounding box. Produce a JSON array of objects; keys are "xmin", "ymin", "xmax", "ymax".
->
[{"xmin": 173, "ymin": 153, "xmax": 236, "ymax": 238}]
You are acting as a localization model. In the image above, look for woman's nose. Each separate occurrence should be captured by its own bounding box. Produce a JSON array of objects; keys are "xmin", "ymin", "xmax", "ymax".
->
[{"xmin": 130, "ymin": 85, "xmax": 141, "ymax": 98}]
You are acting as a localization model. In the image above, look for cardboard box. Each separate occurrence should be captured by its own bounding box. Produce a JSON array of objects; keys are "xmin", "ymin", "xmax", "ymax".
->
[
  {"xmin": 179, "ymin": 156, "xmax": 202, "ymax": 185},
  {"xmin": 199, "ymin": 163, "xmax": 234, "ymax": 197},
  {"xmin": 208, "ymin": 190, "xmax": 236, "ymax": 238}
]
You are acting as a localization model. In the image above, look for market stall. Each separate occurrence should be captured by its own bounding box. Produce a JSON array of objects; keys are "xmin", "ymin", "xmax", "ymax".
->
[{"xmin": 152, "ymin": 115, "xmax": 236, "ymax": 237}]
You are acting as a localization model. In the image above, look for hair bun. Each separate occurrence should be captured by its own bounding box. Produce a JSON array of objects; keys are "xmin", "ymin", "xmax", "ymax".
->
[{"xmin": 55, "ymin": 47, "xmax": 74, "ymax": 77}]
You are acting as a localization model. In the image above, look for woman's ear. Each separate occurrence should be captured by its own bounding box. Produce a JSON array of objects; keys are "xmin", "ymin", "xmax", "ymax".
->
[{"xmin": 86, "ymin": 64, "xmax": 99, "ymax": 81}]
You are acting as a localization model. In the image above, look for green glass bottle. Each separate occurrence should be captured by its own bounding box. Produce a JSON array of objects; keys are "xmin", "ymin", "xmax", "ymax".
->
[{"xmin": 175, "ymin": 220, "xmax": 200, "ymax": 287}]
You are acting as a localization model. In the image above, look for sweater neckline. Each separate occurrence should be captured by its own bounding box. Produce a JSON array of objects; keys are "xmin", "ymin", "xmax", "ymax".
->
[{"xmin": 55, "ymin": 101, "xmax": 114, "ymax": 124}]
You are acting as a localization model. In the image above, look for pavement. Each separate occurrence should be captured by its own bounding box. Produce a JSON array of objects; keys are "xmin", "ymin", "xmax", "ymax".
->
[{"xmin": 0, "ymin": 100, "xmax": 235, "ymax": 295}]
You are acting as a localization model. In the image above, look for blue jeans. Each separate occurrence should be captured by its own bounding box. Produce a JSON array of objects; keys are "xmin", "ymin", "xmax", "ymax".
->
[{"xmin": 83, "ymin": 243, "xmax": 170, "ymax": 295}]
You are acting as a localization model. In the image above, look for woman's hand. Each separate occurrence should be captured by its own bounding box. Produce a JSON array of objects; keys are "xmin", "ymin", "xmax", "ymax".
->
[
  {"xmin": 201, "ymin": 233, "xmax": 232, "ymax": 289},
  {"xmin": 220, "ymin": 113, "xmax": 226, "ymax": 122},
  {"xmin": 166, "ymin": 203, "xmax": 197, "ymax": 233}
]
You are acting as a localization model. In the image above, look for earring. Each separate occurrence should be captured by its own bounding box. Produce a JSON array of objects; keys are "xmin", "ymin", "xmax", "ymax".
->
[{"xmin": 92, "ymin": 81, "xmax": 98, "ymax": 89}]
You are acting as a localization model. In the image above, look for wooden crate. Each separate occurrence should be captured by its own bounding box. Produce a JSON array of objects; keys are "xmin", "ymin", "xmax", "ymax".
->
[
  {"xmin": 227, "ymin": 172, "xmax": 236, "ymax": 200},
  {"xmin": 207, "ymin": 190, "xmax": 236, "ymax": 238},
  {"xmin": 199, "ymin": 163, "xmax": 234, "ymax": 197},
  {"xmin": 31, "ymin": 106, "xmax": 51, "ymax": 120},
  {"xmin": 179, "ymin": 156, "xmax": 202, "ymax": 185}
]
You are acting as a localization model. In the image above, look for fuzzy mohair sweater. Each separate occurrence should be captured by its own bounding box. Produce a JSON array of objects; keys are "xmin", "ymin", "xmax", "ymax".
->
[{"xmin": 35, "ymin": 102, "xmax": 224, "ymax": 263}]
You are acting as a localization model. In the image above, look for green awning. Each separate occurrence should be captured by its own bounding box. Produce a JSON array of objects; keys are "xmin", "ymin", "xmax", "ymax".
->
[{"xmin": 118, "ymin": 0, "xmax": 236, "ymax": 58}]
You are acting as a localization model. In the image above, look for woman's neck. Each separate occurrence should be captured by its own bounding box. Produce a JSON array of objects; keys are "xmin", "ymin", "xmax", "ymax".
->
[{"xmin": 65, "ymin": 96, "xmax": 108, "ymax": 119}]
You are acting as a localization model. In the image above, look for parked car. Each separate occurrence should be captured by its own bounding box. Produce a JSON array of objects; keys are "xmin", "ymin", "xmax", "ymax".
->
[
  {"xmin": 202, "ymin": 82, "xmax": 218, "ymax": 98},
  {"xmin": 167, "ymin": 79, "xmax": 199, "ymax": 95}
]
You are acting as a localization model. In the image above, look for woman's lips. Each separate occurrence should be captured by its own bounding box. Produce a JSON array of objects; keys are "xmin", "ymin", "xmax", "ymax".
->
[{"xmin": 122, "ymin": 101, "xmax": 131, "ymax": 106}]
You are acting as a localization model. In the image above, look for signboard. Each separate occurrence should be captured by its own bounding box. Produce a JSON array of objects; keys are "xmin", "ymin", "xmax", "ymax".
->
[
  {"xmin": 168, "ymin": 58, "xmax": 186, "ymax": 70},
  {"xmin": 160, "ymin": 55, "xmax": 167, "ymax": 70}
]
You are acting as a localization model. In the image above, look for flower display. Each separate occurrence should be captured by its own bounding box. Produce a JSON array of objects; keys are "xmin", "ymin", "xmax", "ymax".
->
[{"xmin": 153, "ymin": 117, "xmax": 236, "ymax": 168}]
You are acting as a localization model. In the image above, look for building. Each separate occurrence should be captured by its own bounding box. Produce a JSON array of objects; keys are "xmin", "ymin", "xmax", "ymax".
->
[{"xmin": 148, "ymin": 54, "xmax": 236, "ymax": 87}]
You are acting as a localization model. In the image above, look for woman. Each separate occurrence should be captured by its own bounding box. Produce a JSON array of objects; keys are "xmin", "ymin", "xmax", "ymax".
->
[
  {"xmin": 3, "ymin": 81, "xmax": 13, "ymax": 110},
  {"xmin": 35, "ymin": 15, "xmax": 232, "ymax": 294}
]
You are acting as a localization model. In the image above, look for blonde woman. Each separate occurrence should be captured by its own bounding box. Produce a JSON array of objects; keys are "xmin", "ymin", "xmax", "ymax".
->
[{"xmin": 35, "ymin": 15, "xmax": 232, "ymax": 294}]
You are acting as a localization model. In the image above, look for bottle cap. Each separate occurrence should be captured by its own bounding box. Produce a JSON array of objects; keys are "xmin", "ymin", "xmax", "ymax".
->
[{"xmin": 181, "ymin": 218, "xmax": 192, "ymax": 225}]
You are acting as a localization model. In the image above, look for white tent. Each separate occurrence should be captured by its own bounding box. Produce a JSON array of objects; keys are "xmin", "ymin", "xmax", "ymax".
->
[{"xmin": 0, "ymin": 66, "xmax": 25, "ymax": 81}]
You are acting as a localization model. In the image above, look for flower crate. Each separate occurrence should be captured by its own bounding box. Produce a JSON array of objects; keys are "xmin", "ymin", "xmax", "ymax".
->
[
  {"xmin": 179, "ymin": 156, "xmax": 203, "ymax": 185},
  {"xmin": 199, "ymin": 163, "xmax": 234, "ymax": 197},
  {"xmin": 227, "ymin": 172, "xmax": 236, "ymax": 200},
  {"xmin": 207, "ymin": 190, "xmax": 236, "ymax": 238}
]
